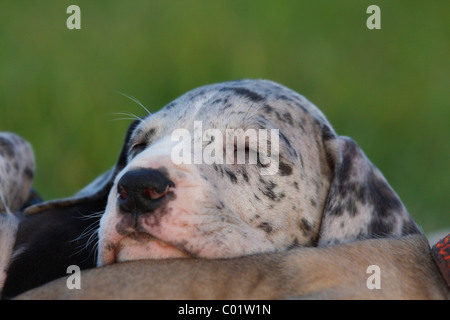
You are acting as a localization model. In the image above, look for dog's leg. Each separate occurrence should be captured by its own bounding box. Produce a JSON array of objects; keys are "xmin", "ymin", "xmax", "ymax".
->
[
  {"xmin": 0, "ymin": 133, "xmax": 35, "ymax": 292},
  {"xmin": 14, "ymin": 235, "xmax": 450, "ymax": 300}
]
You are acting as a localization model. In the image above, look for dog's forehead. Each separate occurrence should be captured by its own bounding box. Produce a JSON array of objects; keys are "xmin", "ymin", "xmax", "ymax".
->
[{"xmin": 133, "ymin": 80, "xmax": 331, "ymax": 140}]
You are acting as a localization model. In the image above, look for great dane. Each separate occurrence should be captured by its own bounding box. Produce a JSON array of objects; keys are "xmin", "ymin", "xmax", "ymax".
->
[{"xmin": 1, "ymin": 80, "xmax": 448, "ymax": 299}]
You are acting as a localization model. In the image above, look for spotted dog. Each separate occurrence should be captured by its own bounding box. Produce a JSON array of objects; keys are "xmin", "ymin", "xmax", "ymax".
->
[
  {"xmin": 1, "ymin": 80, "xmax": 426, "ymax": 298},
  {"xmin": 0, "ymin": 133, "xmax": 35, "ymax": 289},
  {"xmin": 0, "ymin": 133, "xmax": 35, "ymax": 214},
  {"xmin": 96, "ymin": 79, "xmax": 421, "ymax": 265}
]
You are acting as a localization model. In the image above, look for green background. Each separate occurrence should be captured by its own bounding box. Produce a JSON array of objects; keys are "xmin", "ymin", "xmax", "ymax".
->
[{"xmin": 0, "ymin": 1, "xmax": 448, "ymax": 233}]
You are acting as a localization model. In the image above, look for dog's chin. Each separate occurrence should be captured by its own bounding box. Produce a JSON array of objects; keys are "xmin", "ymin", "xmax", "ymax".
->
[{"xmin": 115, "ymin": 236, "xmax": 190, "ymax": 263}]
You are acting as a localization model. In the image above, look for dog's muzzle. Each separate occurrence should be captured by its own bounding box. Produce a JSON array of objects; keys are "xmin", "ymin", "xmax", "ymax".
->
[{"xmin": 117, "ymin": 168, "xmax": 175, "ymax": 216}]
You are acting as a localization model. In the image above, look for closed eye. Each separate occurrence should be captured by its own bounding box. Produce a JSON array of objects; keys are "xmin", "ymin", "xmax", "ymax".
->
[{"xmin": 129, "ymin": 142, "xmax": 147, "ymax": 158}]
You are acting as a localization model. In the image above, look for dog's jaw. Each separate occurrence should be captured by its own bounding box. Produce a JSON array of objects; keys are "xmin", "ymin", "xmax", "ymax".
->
[
  {"xmin": 97, "ymin": 208, "xmax": 191, "ymax": 266},
  {"xmin": 98, "ymin": 237, "xmax": 189, "ymax": 266},
  {"xmin": 116, "ymin": 237, "xmax": 190, "ymax": 262}
]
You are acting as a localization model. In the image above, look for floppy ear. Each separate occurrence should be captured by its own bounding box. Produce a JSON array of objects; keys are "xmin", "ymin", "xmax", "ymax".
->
[
  {"xmin": 317, "ymin": 135, "xmax": 421, "ymax": 246},
  {"xmin": 24, "ymin": 120, "xmax": 140, "ymax": 215}
]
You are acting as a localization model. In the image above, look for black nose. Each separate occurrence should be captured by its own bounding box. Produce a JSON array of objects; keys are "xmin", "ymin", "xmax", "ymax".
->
[{"xmin": 117, "ymin": 168, "xmax": 175, "ymax": 215}]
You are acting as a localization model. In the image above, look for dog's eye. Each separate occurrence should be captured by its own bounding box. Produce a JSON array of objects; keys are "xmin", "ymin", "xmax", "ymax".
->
[{"xmin": 129, "ymin": 142, "xmax": 147, "ymax": 158}]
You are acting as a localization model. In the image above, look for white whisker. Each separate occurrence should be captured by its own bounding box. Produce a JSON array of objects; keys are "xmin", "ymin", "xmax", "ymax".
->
[
  {"xmin": 77, "ymin": 211, "xmax": 104, "ymax": 220},
  {"xmin": 70, "ymin": 214, "xmax": 101, "ymax": 243},
  {"xmin": 110, "ymin": 89, "xmax": 152, "ymax": 116},
  {"xmin": 109, "ymin": 112, "xmax": 144, "ymax": 122}
]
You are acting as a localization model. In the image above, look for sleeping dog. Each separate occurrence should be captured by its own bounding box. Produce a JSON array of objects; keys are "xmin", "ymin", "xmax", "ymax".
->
[{"xmin": 2, "ymin": 80, "xmax": 446, "ymax": 299}]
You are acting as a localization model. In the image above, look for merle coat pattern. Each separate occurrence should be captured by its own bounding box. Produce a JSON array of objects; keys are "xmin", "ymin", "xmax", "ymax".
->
[{"xmin": 0, "ymin": 80, "xmax": 421, "ymax": 297}]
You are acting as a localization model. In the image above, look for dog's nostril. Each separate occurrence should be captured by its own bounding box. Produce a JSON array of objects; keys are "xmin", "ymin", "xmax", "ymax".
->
[
  {"xmin": 118, "ymin": 185, "xmax": 129, "ymax": 200},
  {"xmin": 143, "ymin": 185, "xmax": 171, "ymax": 200}
]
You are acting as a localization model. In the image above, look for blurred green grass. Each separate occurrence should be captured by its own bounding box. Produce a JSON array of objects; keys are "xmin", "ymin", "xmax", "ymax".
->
[{"xmin": 0, "ymin": 0, "xmax": 448, "ymax": 233}]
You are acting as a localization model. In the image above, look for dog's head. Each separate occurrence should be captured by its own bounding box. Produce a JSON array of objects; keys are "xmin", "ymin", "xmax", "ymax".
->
[{"xmin": 95, "ymin": 80, "xmax": 420, "ymax": 266}]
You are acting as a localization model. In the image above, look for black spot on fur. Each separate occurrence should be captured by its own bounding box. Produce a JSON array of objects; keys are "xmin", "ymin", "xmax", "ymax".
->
[
  {"xmin": 323, "ymin": 148, "xmax": 337, "ymax": 175},
  {"xmin": 368, "ymin": 214, "xmax": 394, "ymax": 238},
  {"xmin": 332, "ymin": 205, "xmax": 344, "ymax": 217},
  {"xmin": 277, "ymin": 94, "xmax": 297, "ymax": 104},
  {"xmin": 188, "ymin": 90, "xmax": 207, "ymax": 102},
  {"xmin": 279, "ymin": 132, "xmax": 294, "ymax": 153},
  {"xmin": 278, "ymin": 161, "xmax": 293, "ymax": 176},
  {"xmin": 260, "ymin": 187, "xmax": 276, "ymax": 201},
  {"xmin": 283, "ymin": 112, "xmax": 294, "ymax": 126},
  {"xmin": 219, "ymin": 87, "xmax": 264, "ymax": 102},
  {"xmin": 258, "ymin": 222, "xmax": 273, "ymax": 234},
  {"xmin": 366, "ymin": 170, "xmax": 402, "ymax": 217},
  {"xmin": 364, "ymin": 169, "xmax": 411, "ymax": 237},
  {"xmin": 165, "ymin": 102, "xmax": 176, "ymax": 110},
  {"xmin": 322, "ymin": 124, "xmax": 335, "ymax": 141},
  {"xmin": 258, "ymin": 178, "xmax": 277, "ymax": 201},
  {"xmin": 224, "ymin": 169, "xmax": 237, "ymax": 183},
  {"xmin": 0, "ymin": 137, "xmax": 15, "ymax": 158},
  {"xmin": 298, "ymin": 121, "xmax": 306, "ymax": 133},
  {"xmin": 338, "ymin": 148, "xmax": 354, "ymax": 183},
  {"xmin": 295, "ymin": 102, "xmax": 309, "ymax": 114},
  {"xmin": 300, "ymin": 218, "xmax": 313, "ymax": 237},
  {"xmin": 274, "ymin": 111, "xmax": 283, "ymax": 122},
  {"xmin": 216, "ymin": 201, "xmax": 225, "ymax": 210},
  {"xmin": 24, "ymin": 167, "xmax": 34, "ymax": 180},
  {"xmin": 241, "ymin": 170, "xmax": 249, "ymax": 183},
  {"xmin": 262, "ymin": 104, "xmax": 274, "ymax": 114},
  {"xmin": 213, "ymin": 163, "xmax": 224, "ymax": 176},
  {"xmin": 145, "ymin": 128, "xmax": 156, "ymax": 142}
]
